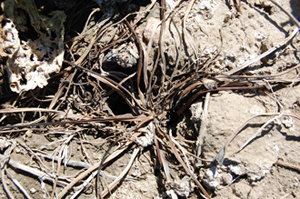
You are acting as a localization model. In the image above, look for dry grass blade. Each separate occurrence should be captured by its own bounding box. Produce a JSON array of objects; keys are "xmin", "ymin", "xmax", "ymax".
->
[
  {"xmin": 100, "ymin": 148, "xmax": 140, "ymax": 198},
  {"xmin": 37, "ymin": 152, "xmax": 92, "ymax": 169},
  {"xmin": 0, "ymin": 114, "xmax": 147, "ymax": 130},
  {"xmin": 125, "ymin": 19, "xmax": 146, "ymax": 104},
  {"xmin": 6, "ymin": 171, "xmax": 32, "ymax": 199},
  {"xmin": 221, "ymin": 63, "xmax": 300, "ymax": 80},
  {"xmin": 215, "ymin": 112, "xmax": 300, "ymax": 164},
  {"xmin": 220, "ymin": 28, "xmax": 299, "ymax": 77},
  {"xmin": 196, "ymin": 92, "xmax": 210, "ymax": 161},
  {"xmin": 0, "ymin": 154, "xmax": 69, "ymax": 187},
  {"xmin": 159, "ymin": 0, "xmax": 167, "ymax": 87},
  {"xmin": 275, "ymin": 160, "xmax": 300, "ymax": 172},
  {"xmin": 51, "ymin": 134, "xmax": 74, "ymax": 198},
  {"xmin": 157, "ymin": 127, "xmax": 211, "ymax": 199},
  {"xmin": 182, "ymin": 0, "xmax": 198, "ymax": 66},
  {"xmin": 269, "ymin": 0, "xmax": 300, "ymax": 29},
  {"xmin": 176, "ymin": 85, "xmax": 264, "ymax": 116},
  {"xmin": 1, "ymin": 168, "xmax": 15, "ymax": 199},
  {"xmin": 236, "ymin": 113, "xmax": 282, "ymax": 153},
  {"xmin": 70, "ymin": 170, "xmax": 97, "ymax": 199},
  {"xmin": 0, "ymin": 108, "xmax": 82, "ymax": 120},
  {"xmin": 64, "ymin": 60, "xmax": 145, "ymax": 113},
  {"xmin": 55, "ymin": 132, "xmax": 141, "ymax": 199}
]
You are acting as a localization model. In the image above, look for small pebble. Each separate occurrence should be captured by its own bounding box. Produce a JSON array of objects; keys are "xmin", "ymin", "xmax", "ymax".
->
[{"xmin": 30, "ymin": 188, "xmax": 37, "ymax": 194}]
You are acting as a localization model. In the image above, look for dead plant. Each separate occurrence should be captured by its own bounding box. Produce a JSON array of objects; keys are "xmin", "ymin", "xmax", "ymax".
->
[{"xmin": 0, "ymin": 0, "xmax": 300, "ymax": 199}]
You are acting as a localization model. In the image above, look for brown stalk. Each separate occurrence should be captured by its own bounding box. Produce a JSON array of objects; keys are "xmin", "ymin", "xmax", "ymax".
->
[
  {"xmin": 176, "ymin": 85, "xmax": 264, "ymax": 116},
  {"xmin": 156, "ymin": 127, "xmax": 212, "ymax": 199},
  {"xmin": 124, "ymin": 19, "xmax": 146, "ymax": 105},
  {"xmin": 100, "ymin": 148, "xmax": 140, "ymax": 198},
  {"xmin": 275, "ymin": 160, "xmax": 300, "ymax": 172},
  {"xmin": 0, "ymin": 114, "xmax": 147, "ymax": 130},
  {"xmin": 159, "ymin": 0, "xmax": 167, "ymax": 88},
  {"xmin": 182, "ymin": 0, "xmax": 198, "ymax": 67},
  {"xmin": 64, "ymin": 60, "xmax": 145, "ymax": 113},
  {"xmin": 0, "ymin": 154, "xmax": 69, "ymax": 187},
  {"xmin": 56, "ymin": 131, "xmax": 142, "ymax": 199}
]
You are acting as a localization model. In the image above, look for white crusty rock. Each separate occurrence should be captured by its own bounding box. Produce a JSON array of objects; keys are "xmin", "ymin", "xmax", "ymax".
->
[{"xmin": 2, "ymin": 0, "xmax": 66, "ymax": 93}]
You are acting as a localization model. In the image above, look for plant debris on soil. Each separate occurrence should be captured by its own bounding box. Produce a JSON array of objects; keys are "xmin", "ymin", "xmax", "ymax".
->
[{"xmin": 0, "ymin": 0, "xmax": 300, "ymax": 198}]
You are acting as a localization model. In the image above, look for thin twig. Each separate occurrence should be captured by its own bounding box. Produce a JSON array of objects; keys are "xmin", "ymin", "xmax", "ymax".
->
[
  {"xmin": 157, "ymin": 127, "xmax": 211, "ymax": 199},
  {"xmin": 236, "ymin": 113, "xmax": 282, "ymax": 154},
  {"xmin": 275, "ymin": 160, "xmax": 300, "ymax": 172},
  {"xmin": 196, "ymin": 92, "xmax": 210, "ymax": 162},
  {"xmin": 0, "ymin": 114, "xmax": 147, "ymax": 130},
  {"xmin": 1, "ymin": 168, "xmax": 15, "ymax": 199},
  {"xmin": 51, "ymin": 135, "xmax": 74, "ymax": 198},
  {"xmin": 0, "ymin": 154, "xmax": 69, "ymax": 187},
  {"xmin": 7, "ymin": 171, "xmax": 32, "ymax": 199},
  {"xmin": 169, "ymin": 130, "xmax": 192, "ymax": 171},
  {"xmin": 55, "ymin": 138, "xmax": 137, "ymax": 199},
  {"xmin": 37, "ymin": 152, "xmax": 92, "ymax": 168},
  {"xmin": 234, "ymin": 80, "xmax": 283, "ymax": 154},
  {"xmin": 70, "ymin": 170, "xmax": 97, "ymax": 199},
  {"xmin": 159, "ymin": 0, "xmax": 167, "ymax": 89},
  {"xmin": 100, "ymin": 148, "xmax": 140, "ymax": 198}
]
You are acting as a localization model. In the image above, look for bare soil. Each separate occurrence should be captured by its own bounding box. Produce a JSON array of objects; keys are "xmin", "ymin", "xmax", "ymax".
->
[{"xmin": 1, "ymin": 0, "xmax": 300, "ymax": 199}]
